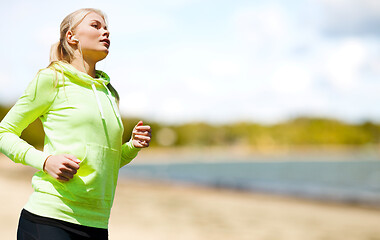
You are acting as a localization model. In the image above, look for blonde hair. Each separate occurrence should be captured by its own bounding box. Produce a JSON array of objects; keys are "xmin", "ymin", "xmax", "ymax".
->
[{"xmin": 49, "ymin": 8, "xmax": 108, "ymax": 63}]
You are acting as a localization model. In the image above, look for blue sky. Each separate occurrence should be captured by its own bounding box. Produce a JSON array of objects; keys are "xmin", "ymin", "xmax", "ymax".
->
[{"xmin": 0, "ymin": 0, "xmax": 379, "ymax": 124}]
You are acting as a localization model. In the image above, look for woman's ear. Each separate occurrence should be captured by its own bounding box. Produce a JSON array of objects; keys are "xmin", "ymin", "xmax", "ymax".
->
[{"xmin": 66, "ymin": 31, "xmax": 78, "ymax": 45}]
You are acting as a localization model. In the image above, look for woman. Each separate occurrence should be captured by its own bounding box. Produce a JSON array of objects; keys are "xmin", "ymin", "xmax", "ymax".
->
[{"xmin": 0, "ymin": 8, "xmax": 151, "ymax": 239}]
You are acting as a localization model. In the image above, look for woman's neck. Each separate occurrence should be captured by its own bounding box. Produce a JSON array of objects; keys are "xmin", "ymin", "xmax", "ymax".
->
[{"xmin": 70, "ymin": 56, "xmax": 96, "ymax": 78}]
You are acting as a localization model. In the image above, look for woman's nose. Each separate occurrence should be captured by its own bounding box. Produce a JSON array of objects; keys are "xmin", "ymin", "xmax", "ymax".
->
[{"xmin": 102, "ymin": 29, "xmax": 110, "ymax": 38}]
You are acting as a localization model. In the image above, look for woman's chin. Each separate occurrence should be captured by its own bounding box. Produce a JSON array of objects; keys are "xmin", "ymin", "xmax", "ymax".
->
[
  {"xmin": 93, "ymin": 50, "xmax": 109, "ymax": 62},
  {"xmin": 97, "ymin": 52, "xmax": 109, "ymax": 62},
  {"xmin": 83, "ymin": 48, "xmax": 109, "ymax": 62}
]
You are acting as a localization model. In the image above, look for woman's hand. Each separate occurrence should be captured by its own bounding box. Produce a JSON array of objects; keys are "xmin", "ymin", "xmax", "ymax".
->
[
  {"xmin": 43, "ymin": 154, "xmax": 80, "ymax": 181},
  {"xmin": 132, "ymin": 121, "xmax": 152, "ymax": 148}
]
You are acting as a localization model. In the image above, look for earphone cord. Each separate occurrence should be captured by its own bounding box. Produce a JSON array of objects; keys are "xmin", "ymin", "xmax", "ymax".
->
[
  {"xmin": 77, "ymin": 41, "xmax": 108, "ymax": 77},
  {"xmin": 77, "ymin": 42, "xmax": 88, "ymax": 75}
]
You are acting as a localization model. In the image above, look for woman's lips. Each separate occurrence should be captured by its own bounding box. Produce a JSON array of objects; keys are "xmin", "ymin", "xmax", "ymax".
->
[{"xmin": 100, "ymin": 39, "xmax": 110, "ymax": 48}]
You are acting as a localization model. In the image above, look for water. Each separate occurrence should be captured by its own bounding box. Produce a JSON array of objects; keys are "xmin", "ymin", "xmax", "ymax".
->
[{"xmin": 119, "ymin": 157, "xmax": 380, "ymax": 207}]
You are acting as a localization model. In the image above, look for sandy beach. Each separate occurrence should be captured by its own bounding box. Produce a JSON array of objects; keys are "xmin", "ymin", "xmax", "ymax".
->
[{"xmin": 1, "ymin": 154, "xmax": 380, "ymax": 240}]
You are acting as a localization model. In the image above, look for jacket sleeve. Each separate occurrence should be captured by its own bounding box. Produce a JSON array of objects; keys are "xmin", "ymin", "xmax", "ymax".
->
[
  {"xmin": 120, "ymin": 139, "xmax": 141, "ymax": 168},
  {"xmin": 0, "ymin": 69, "xmax": 58, "ymax": 171}
]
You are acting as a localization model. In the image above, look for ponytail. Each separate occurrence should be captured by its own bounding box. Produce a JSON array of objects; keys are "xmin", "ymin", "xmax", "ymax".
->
[{"xmin": 49, "ymin": 41, "xmax": 61, "ymax": 62}]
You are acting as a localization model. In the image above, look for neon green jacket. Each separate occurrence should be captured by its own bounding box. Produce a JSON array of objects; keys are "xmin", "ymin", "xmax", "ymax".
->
[{"xmin": 0, "ymin": 61, "xmax": 140, "ymax": 229}]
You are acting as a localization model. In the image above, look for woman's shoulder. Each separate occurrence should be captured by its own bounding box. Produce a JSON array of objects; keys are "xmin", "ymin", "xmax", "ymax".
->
[
  {"xmin": 34, "ymin": 63, "xmax": 67, "ymax": 87},
  {"xmin": 37, "ymin": 67, "xmax": 56, "ymax": 78},
  {"xmin": 22, "ymin": 67, "xmax": 60, "ymax": 98}
]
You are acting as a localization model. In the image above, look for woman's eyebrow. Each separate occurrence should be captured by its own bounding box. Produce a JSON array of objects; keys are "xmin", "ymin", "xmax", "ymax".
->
[
  {"xmin": 90, "ymin": 20, "xmax": 101, "ymax": 24},
  {"xmin": 90, "ymin": 19, "xmax": 107, "ymax": 28}
]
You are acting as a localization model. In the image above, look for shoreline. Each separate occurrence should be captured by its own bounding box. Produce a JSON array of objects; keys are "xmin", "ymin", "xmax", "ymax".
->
[
  {"xmin": 134, "ymin": 145, "xmax": 380, "ymax": 163},
  {"xmin": 1, "ymin": 155, "xmax": 380, "ymax": 239}
]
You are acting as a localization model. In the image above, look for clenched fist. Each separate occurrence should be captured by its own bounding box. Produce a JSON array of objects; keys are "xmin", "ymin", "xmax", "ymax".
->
[{"xmin": 43, "ymin": 154, "xmax": 80, "ymax": 181}]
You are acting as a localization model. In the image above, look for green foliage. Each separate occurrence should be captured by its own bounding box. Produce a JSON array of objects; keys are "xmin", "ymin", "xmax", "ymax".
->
[{"xmin": 1, "ymin": 104, "xmax": 380, "ymax": 148}]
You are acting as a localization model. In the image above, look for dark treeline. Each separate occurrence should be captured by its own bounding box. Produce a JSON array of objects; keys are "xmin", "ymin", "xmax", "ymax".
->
[
  {"xmin": 1, "ymin": 105, "xmax": 380, "ymax": 149},
  {"xmin": 152, "ymin": 118, "xmax": 380, "ymax": 148}
]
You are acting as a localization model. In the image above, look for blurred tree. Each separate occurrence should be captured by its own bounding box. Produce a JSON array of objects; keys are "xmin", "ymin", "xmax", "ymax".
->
[{"xmin": 1, "ymin": 104, "xmax": 380, "ymax": 149}]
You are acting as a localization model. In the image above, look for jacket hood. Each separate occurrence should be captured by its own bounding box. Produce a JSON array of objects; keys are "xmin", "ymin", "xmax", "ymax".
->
[
  {"xmin": 50, "ymin": 61, "xmax": 110, "ymax": 87},
  {"xmin": 49, "ymin": 61, "xmax": 120, "ymax": 122}
]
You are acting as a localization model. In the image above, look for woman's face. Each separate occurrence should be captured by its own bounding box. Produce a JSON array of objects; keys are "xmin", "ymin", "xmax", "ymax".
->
[{"xmin": 72, "ymin": 12, "xmax": 110, "ymax": 62}]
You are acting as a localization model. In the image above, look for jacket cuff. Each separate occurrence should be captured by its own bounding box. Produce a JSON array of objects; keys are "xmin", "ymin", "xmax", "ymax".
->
[
  {"xmin": 123, "ymin": 139, "xmax": 141, "ymax": 158},
  {"xmin": 24, "ymin": 148, "xmax": 51, "ymax": 171},
  {"xmin": 120, "ymin": 139, "xmax": 141, "ymax": 166}
]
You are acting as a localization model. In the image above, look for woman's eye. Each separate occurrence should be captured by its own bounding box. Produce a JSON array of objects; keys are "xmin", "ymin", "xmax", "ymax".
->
[{"xmin": 91, "ymin": 24, "xmax": 99, "ymax": 28}]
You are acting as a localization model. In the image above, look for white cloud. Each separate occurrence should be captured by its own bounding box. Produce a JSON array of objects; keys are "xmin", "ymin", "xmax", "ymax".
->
[
  {"xmin": 232, "ymin": 4, "xmax": 293, "ymax": 53},
  {"xmin": 207, "ymin": 59, "xmax": 242, "ymax": 78},
  {"xmin": 0, "ymin": 74, "xmax": 10, "ymax": 86},
  {"xmin": 270, "ymin": 62, "xmax": 313, "ymax": 94},
  {"xmin": 119, "ymin": 91, "xmax": 150, "ymax": 117},
  {"xmin": 323, "ymin": 39, "xmax": 367, "ymax": 91},
  {"xmin": 155, "ymin": 97, "xmax": 187, "ymax": 123},
  {"xmin": 113, "ymin": 12, "xmax": 174, "ymax": 35},
  {"xmin": 1, "ymin": 0, "xmax": 380, "ymax": 124},
  {"xmin": 183, "ymin": 76, "xmax": 214, "ymax": 96},
  {"xmin": 0, "ymin": 73, "xmax": 23, "ymax": 104},
  {"xmin": 34, "ymin": 26, "xmax": 59, "ymax": 47},
  {"xmin": 79, "ymin": 1, "xmax": 380, "ymax": 123},
  {"xmin": 142, "ymin": 0, "xmax": 200, "ymax": 7}
]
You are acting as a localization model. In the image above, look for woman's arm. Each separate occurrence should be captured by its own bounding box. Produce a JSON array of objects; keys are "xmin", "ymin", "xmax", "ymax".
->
[
  {"xmin": 120, "ymin": 121, "xmax": 151, "ymax": 167},
  {"xmin": 0, "ymin": 69, "xmax": 58, "ymax": 171}
]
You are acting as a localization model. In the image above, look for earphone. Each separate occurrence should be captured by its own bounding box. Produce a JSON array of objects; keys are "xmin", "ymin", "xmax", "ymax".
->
[{"xmin": 71, "ymin": 36, "xmax": 88, "ymax": 74}]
